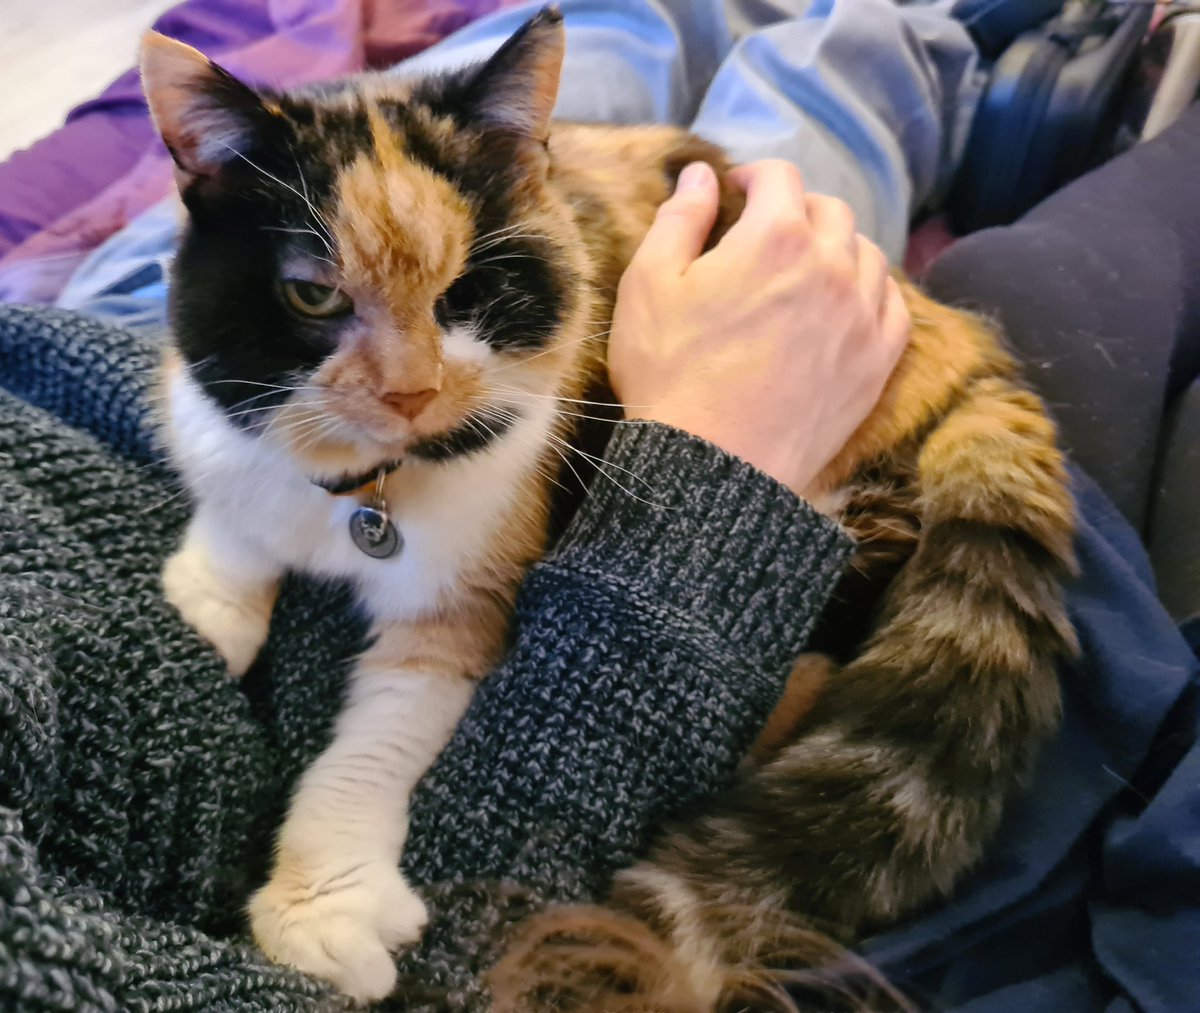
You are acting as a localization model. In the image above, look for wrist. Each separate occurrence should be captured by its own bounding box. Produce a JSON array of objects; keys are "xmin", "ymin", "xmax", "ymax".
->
[
  {"xmin": 553, "ymin": 421, "xmax": 854, "ymax": 672},
  {"xmin": 622, "ymin": 407, "xmax": 819, "ymax": 500}
]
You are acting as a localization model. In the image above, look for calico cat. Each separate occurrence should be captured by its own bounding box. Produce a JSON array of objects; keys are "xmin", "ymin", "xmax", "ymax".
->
[{"xmin": 141, "ymin": 7, "xmax": 1076, "ymax": 1009}]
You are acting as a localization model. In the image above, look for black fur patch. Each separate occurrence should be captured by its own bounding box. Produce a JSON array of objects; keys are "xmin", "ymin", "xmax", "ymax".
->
[
  {"xmin": 409, "ymin": 411, "xmax": 516, "ymax": 462},
  {"xmin": 171, "ymin": 66, "xmax": 574, "ymax": 428}
]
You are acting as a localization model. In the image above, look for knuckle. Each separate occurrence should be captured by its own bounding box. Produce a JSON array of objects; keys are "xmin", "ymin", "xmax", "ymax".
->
[
  {"xmin": 825, "ymin": 259, "xmax": 860, "ymax": 299},
  {"xmin": 761, "ymin": 157, "xmax": 800, "ymax": 179},
  {"xmin": 811, "ymin": 194, "xmax": 856, "ymax": 231},
  {"xmin": 858, "ymin": 235, "xmax": 884, "ymax": 269},
  {"xmin": 766, "ymin": 209, "xmax": 810, "ymax": 247}
]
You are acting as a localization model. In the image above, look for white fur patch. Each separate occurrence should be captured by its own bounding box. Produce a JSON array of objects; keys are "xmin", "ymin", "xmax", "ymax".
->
[
  {"xmin": 442, "ymin": 321, "xmax": 495, "ymax": 368},
  {"xmin": 808, "ymin": 486, "xmax": 852, "ymax": 519},
  {"xmin": 619, "ymin": 865, "xmax": 726, "ymax": 1004},
  {"xmin": 166, "ymin": 366, "xmax": 554, "ymax": 622}
]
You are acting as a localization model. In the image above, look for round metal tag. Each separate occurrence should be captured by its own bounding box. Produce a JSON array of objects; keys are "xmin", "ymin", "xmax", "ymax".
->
[{"xmin": 349, "ymin": 505, "xmax": 401, "ymax": 559}]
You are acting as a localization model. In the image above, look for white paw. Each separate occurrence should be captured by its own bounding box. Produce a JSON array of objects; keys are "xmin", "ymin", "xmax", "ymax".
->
[
  {"xmin": 249, "ymin": 859, "xmax": 428, "ymax": 1003},
  {"xmin": 162, "ymin": 543, "xmax": 273, "ymax": 677}
]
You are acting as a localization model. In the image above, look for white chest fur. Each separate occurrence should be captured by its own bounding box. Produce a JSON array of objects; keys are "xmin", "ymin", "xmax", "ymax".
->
[{"xmin": 166, "ymin": 371, "xmax": 554, "ymax": 622}]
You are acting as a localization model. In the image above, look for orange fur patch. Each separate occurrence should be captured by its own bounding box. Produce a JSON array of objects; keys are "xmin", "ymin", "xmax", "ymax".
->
[
  {"xmin": 325, "ymin": 106, "xmax": 472, "ymax": 398},
  {"xmin": 748, "ymin": 654, "xmax": 832, "ymax": 764}
]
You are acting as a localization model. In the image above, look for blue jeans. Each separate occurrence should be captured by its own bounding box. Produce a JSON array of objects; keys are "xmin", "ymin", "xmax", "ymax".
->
[{"xmin": 58, "ymin": 0, "xmax": 980, "ymax": 327}]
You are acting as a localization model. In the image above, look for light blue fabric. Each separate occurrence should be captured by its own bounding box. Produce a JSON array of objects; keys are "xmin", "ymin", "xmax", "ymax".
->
[
  {"xmin": 58, "ymin": 0, "xmax": 981, "ymax": 327},
  {"xmin": 57, "ymin": 198, "xmax": 180, "ymax": 336}
]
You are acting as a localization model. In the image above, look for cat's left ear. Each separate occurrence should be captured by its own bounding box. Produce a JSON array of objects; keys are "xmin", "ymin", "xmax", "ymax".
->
[
  {"xmin": 458, "ymin": 7, "xmax": 565, "ymax": 141},
  {"xmin": 140, "ymin": 32, "xmax": 282, "ymax": 180}
]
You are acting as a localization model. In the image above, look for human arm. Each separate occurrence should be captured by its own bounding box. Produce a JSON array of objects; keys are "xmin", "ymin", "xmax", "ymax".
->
[{"xmin": 397, "ymin": 161, "xmax": 908, "ymax": 1000}]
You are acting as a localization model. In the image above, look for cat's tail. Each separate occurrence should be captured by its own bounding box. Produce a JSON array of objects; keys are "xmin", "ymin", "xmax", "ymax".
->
[
  {"xmin": 490, "ymin": 372, "xmax": 1077, "ymax": 1013},
  {"xmin": 489, "ymin": 902, "xmax": 913, "ymax": 1012}
]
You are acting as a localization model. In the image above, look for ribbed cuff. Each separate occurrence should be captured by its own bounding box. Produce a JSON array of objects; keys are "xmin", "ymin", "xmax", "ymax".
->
[{"xmin": 552, "ymin": 422, "xmax": 854, "ymax": 671}]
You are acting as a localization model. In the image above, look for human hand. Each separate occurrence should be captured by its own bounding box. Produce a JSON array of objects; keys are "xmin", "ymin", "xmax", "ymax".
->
[{"xmin": 608, "ymin": 159, "xmax": 910, "ymax": 500}]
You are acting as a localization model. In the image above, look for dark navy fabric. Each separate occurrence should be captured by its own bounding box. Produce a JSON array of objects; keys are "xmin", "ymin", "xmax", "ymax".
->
[{"xmin": 854, "ymin": 470, "xmax": 1200, "ymax": 1011}]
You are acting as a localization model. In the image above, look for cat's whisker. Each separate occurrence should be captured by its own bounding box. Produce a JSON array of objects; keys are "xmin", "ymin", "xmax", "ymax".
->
[
  {"xmin": 469, "ymin": 404, "xmax": 575, "ymax": 498},
  {"xmin": 262, "ymin": 410, "xmax": 334, "ymax": 445},
  {"xmin": 128, "ymin": 453, "xmax": 176, "ymax": 474},
  {"xmin": 468, "ymin": 224, "xmax": 541, "ymax": 255},
  {"xmin": 265, "ymin": 409, "xmax": 329, "ymax": 435},
  {"xmin": 290, "ymin": 417, "xmax": 343, "ymax": 455},
  {"xmin": 288, "ymin": 150, "xmax": 336, "ymax": 256},
  {"xmin": 539, "ymin": 431, "xmax": 666, "ymax": 507},
  {"xmin": 138, "ymin": 484, "xmax": 193, "ymax": 516},
  {"xmin": 225, "ymin": 389, "xmax": 309, "ymax": 413},
  {"xmin": 206, "ymin": 379, "xmax": 324, "ymax": 393},
  {"xmin": 522, "ymin": 446, "xmax": 574, "ymax": 497},
  {"xmin": 485, "ymin": 382, "xmax": 642, "ymax": 411},
  {"xmin": 262, "ymin": 226, "xmax": 340, "ymax": 267},
  {"xmin": 261, "ymin": 226, "xmax": 327, "ymax": 240},
  {"xmin": 217, "ymin": 140, "xmax": 337, "ymax": 252},
  {"xmin": 539, "ymin": 427, "xmax": 648, "ymax": 484},
  {"xmin": 227, "ymin": 400, "xmax": 332, "ymax": 422},
  {"xmin": 533, "ymin": 428, "xmax": 591, "ymax": 498},
  {"xmin": 485, "ymin": 394, "xmax": 632, "ymax": 428},
  {"xmin": 468, "ymin": 222, "xmax": 523, "ymax": 247},
  {"xmin": 472, "ymin": 252, "xmax": 542, "ymax": 270},
  {"xmin": 484, "ymin": 327, "xmax": 612, "ymax": 376},
  {"xmin": 475, "ymin": 402, "xmax": 663, "ymax": 509}
]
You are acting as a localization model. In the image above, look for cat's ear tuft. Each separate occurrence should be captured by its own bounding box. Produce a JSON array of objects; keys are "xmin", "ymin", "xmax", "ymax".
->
[
  {"xmin": 460, "ymin": 7, "xmax": 565, "ymax": 140},
  {"xmin": 140, "ymin": 32, "xmax": 278, "ymax": 177}
]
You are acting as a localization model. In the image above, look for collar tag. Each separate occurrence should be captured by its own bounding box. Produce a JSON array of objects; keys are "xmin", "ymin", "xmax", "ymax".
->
[
  {"xmin": 349, "ymin": 504, "xmax": 401, "ymax": 558},
  {"xmin": 345, "ymin": 465, "xmax": 402, "ymax": 559}
]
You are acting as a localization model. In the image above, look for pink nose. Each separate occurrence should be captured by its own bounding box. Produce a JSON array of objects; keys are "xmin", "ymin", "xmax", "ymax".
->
[{"xmin": 380, "ymin": 388, "xmax": 438, "ymax": 421}]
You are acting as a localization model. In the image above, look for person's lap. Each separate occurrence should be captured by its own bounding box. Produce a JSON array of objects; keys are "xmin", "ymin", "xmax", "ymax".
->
[{"xmin": 926, "ymin": 102, "xmax": 1200, "ymax": 537}]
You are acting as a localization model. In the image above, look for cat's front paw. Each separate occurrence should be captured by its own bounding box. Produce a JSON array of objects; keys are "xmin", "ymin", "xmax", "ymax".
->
[
  {"xmin": 249, "ymin": 858, "xmax": 428, "ymax": 1003},
  {"xmin": 162, "ymin": 542, "xmax": 274, "ymax": 677}
]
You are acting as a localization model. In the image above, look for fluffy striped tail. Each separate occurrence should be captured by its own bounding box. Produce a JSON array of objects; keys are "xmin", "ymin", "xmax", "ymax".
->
[
  {"xmin": 490, "ymin": 903, "xmax": 914, "ymax": 1012},
  {"xmin": 491, "ymin": 367, "xmax": 1077, "ymax": 1012}
]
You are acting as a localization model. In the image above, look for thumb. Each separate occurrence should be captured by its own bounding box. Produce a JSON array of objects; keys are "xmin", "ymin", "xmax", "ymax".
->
[{"xmin": 634, "ymin": 162, "xmax": 720, "ymax": 274}]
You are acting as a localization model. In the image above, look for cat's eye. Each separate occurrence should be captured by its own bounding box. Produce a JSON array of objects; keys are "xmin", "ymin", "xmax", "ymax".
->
[{"xmin": 280, "ymin": 279, "xmax": 353, "ymax": 318}]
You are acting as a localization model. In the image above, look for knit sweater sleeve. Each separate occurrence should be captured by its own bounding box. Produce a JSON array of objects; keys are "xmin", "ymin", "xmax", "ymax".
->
[{"xmin": 404, "ymin": 420, "xmax": 853, "ymax": 891}]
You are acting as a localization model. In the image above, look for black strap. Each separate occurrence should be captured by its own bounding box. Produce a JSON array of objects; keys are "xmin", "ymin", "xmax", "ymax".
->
[{"xmin": 311, "ymin": 460, "xmax": 402, "ymax": 496}]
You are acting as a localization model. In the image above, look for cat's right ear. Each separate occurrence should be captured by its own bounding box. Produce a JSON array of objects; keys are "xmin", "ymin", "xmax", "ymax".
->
[
  {"xmin": 456, "ymin": 7, "xmax": 566, "ymax": 141},
  {"xmin": 140, "ymin": 32, "xmax": 278, "ymax": 181}
]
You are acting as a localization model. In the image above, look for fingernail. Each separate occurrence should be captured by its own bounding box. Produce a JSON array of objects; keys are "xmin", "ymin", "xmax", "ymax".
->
[{"xmin": 676, "ymin": 162, "xmax": 712, "ymax": 193}]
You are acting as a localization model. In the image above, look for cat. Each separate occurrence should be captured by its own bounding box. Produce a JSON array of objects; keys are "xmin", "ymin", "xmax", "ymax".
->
[{"xmin": 140, "ymin": 7, "xmax": 1076, "ymax": 1009}]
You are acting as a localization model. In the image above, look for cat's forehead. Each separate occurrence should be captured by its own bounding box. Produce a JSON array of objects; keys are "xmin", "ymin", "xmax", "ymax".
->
[
  {"xmin": 279, "ymin": 75, "xmax": 468, "ymax": 171},
  {"xmin": 279, "ymin": 87, "xmax": 476, "ymax": 307},
  {"xmin": 333, "ymin": 106, "xmax": 472, "ymax": 309}
]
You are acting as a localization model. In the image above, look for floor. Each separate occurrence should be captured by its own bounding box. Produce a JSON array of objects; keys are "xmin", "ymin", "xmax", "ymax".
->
[{"xmin": 1, "ymin": 0, "xmax": 175, "ymax": 161}]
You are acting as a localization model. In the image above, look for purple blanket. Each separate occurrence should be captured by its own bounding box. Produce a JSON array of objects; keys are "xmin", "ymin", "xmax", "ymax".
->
[{"xmin": 0, "ymin": 0, "xmax": 518, "ymax": 304}]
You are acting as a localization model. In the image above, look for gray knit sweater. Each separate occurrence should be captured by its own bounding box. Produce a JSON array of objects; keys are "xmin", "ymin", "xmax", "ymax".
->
[{"xmin": 0, "ymin": 304, "xmax": 852, "ymax": 1011}]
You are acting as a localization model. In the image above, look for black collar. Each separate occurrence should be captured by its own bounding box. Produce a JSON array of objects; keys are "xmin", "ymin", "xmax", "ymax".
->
[{"xmin": 311, "ymin": 459, "xmax": 403, "ymax": 496}]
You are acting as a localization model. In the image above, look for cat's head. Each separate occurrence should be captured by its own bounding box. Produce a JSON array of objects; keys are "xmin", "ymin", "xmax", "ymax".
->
[{"xmin": 142, "ymin": 9, "xmax": 589, "ymax": 489}]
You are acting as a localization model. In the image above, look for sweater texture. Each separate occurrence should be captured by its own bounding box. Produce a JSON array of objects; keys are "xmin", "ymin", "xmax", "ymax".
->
[{"xmin": 0, "ymin": 304, "xmax": 852, "ymax": 1011}]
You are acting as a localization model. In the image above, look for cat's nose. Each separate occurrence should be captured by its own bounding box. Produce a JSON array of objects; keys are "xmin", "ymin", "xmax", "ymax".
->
[{"xmin": 380, "ymin": 388, "xmax": 438, "ymax": 421}]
